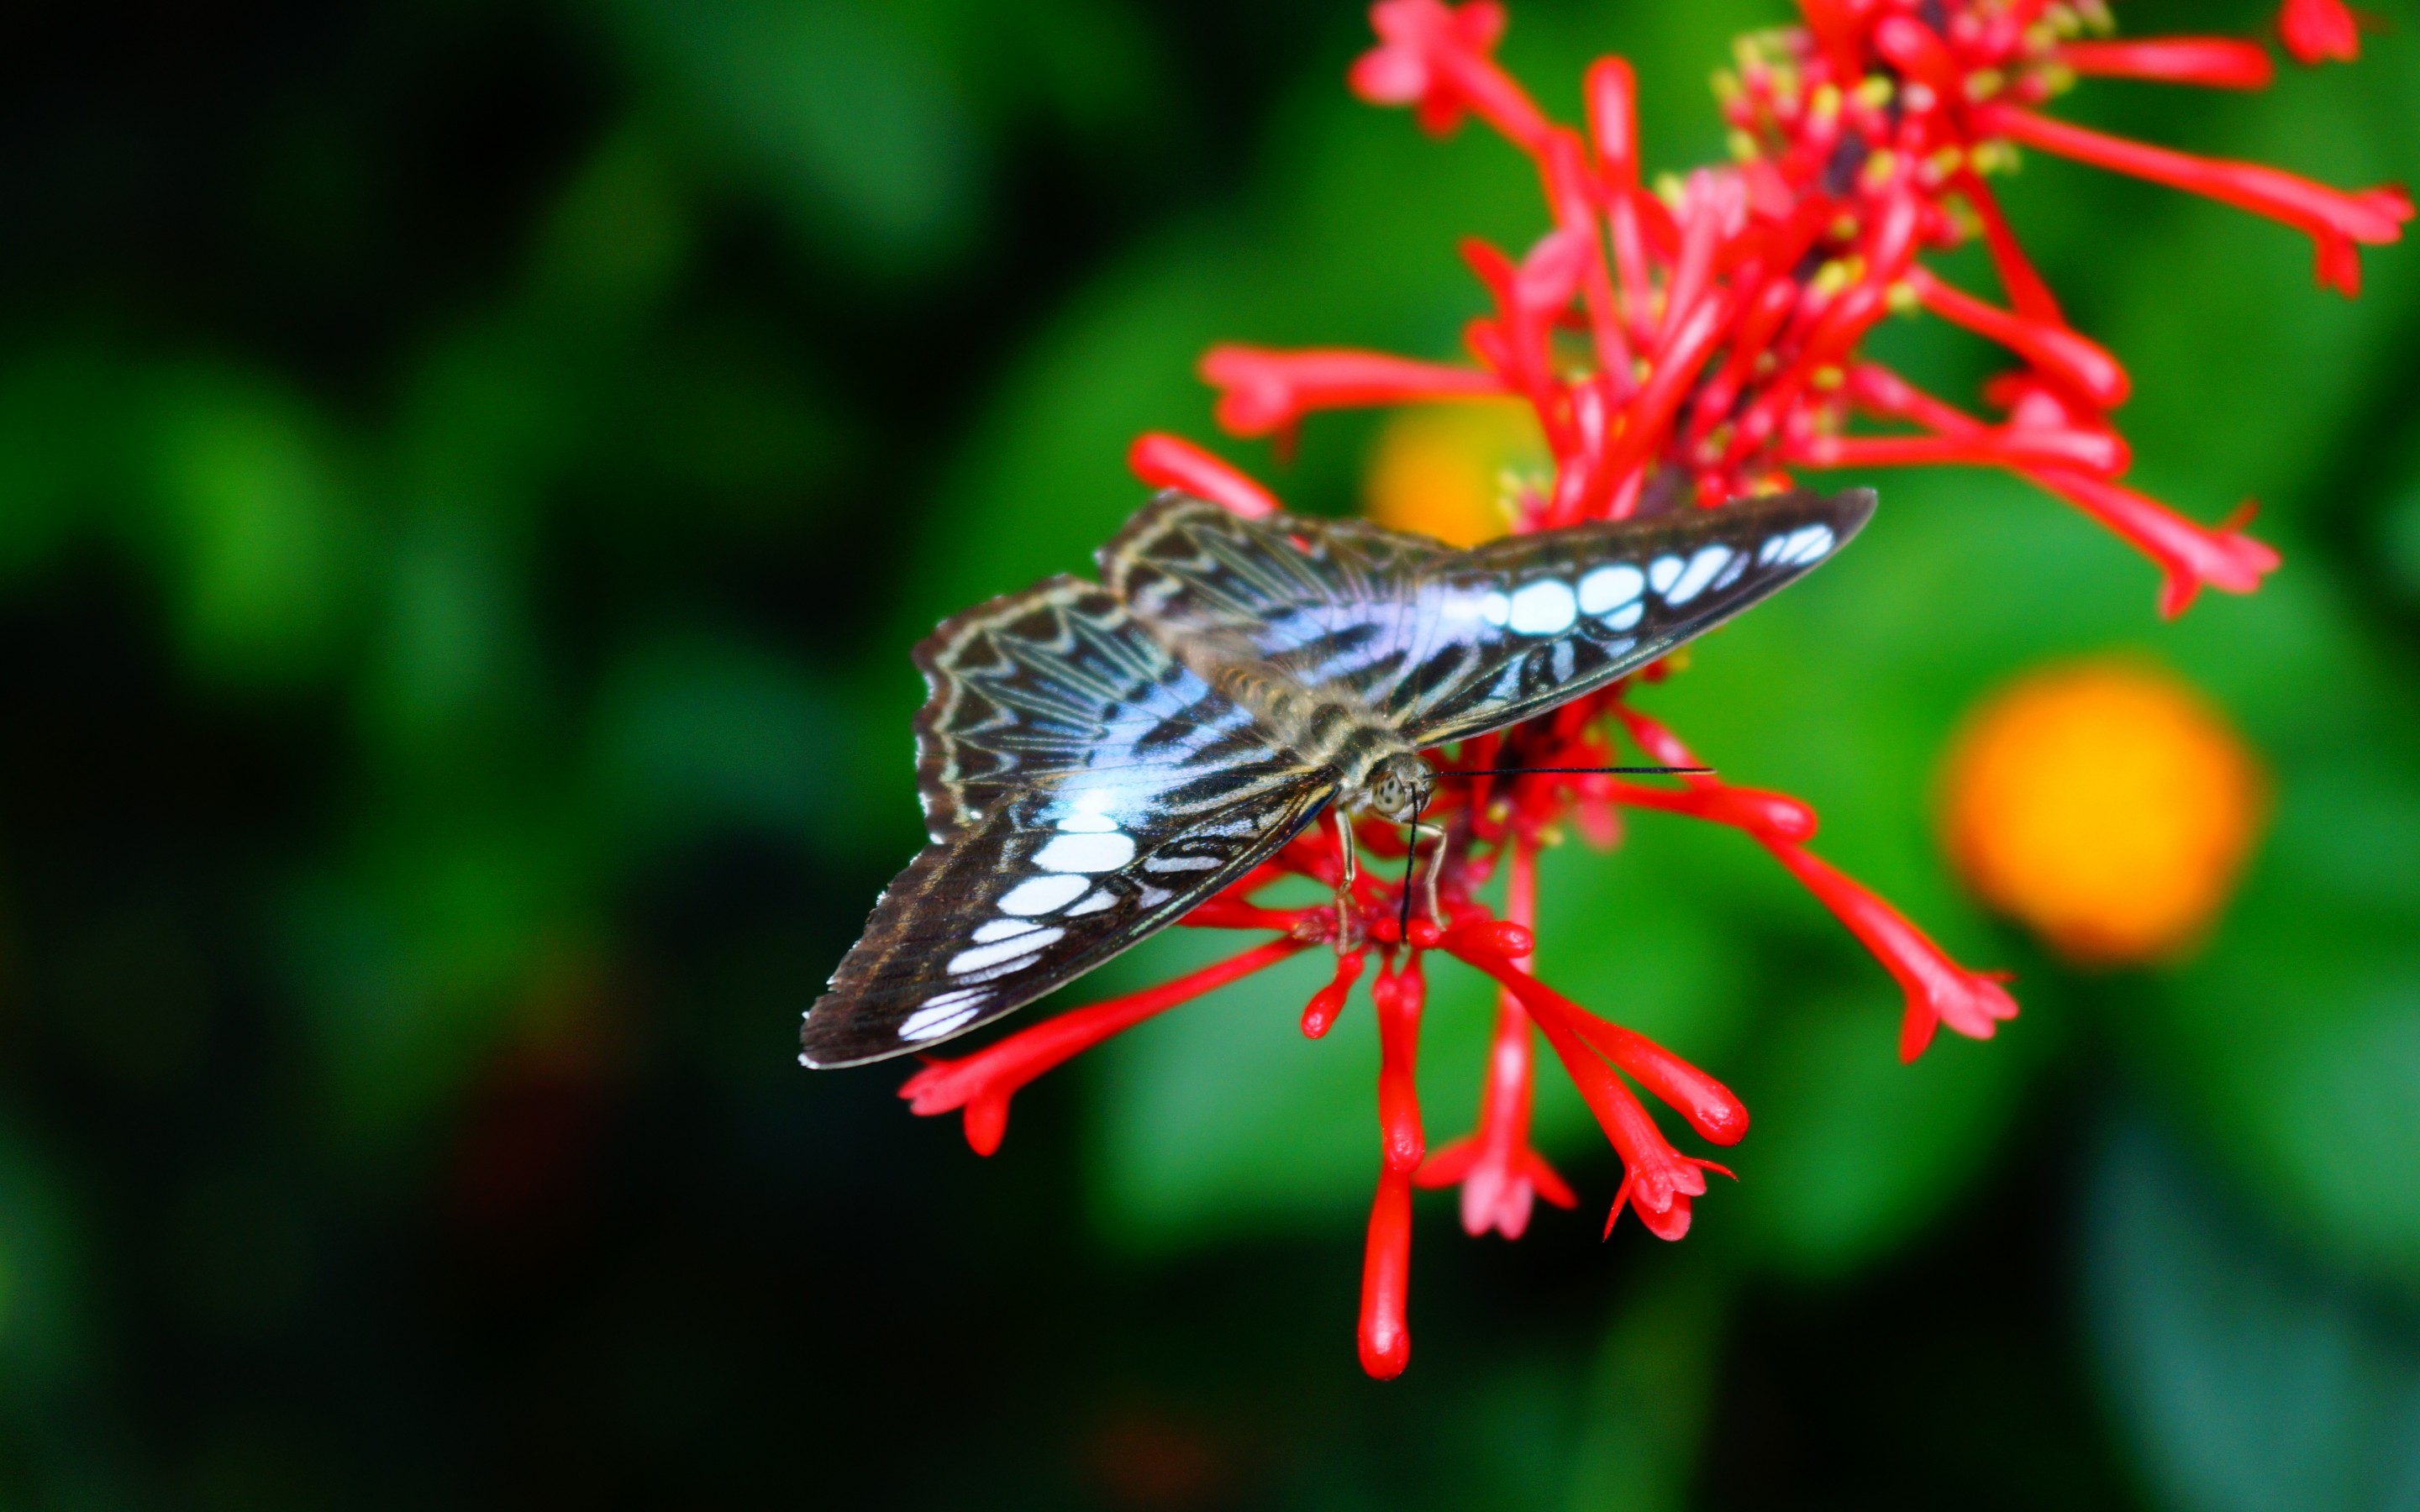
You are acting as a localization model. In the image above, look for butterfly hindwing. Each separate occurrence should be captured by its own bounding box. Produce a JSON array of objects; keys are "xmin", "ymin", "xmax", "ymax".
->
[
  {"xmin": 816, "ymin": 577, "xmax": 1340, "ymax": 1066},
  {"xmin": 913, "ymin": 574, "xmax": 1276, "ymax": 841},
  {"xmin": 1391, "ymin": 487, "xmax": 1875, "ymax": 745},
  {"xmin": 801, "ymin": 769, "xmax": 1335, "ymax": 1066}
]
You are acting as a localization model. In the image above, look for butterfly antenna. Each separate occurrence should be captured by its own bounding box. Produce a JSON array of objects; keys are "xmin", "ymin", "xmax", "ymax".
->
[{"xmin": 1444, "ymin": 765, "xmax": 1712, "ymax": 777}]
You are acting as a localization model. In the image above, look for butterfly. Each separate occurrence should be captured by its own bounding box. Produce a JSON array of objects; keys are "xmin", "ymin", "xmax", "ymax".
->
[{"xmin": 799, "ymin": 485, "xmax": 1874, "ymax": 1068}]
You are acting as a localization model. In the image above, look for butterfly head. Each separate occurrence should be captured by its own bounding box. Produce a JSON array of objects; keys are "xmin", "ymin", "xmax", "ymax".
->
[{"xmin": 1357, "ymin": 752, "xmax": 1436, "ymax": 825}]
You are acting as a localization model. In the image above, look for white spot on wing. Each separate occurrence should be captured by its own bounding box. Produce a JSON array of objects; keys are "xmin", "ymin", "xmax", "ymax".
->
[
  {"xmin": 1064, "ymin": 889, "xmax": 1118, "ymax": 916},
  {"xmin": 900, "ymin": 996, "xmax": 988, "ymax": 1042},
  {"xmin": 1034, "ymin": 831, "xmax": 1136, "ymax": 873},
  {"xmin": 972, "ymin": 918, "xmax": 1042, "ymax": 943},
  {"xmin": 1577, "ymin": 564, "xmax": 1644, "ymax": 615},
  {"xmin": 1758, "ymin": 533, "xmax": 1788, "ymax": 565},
  {"xmin": 1507, "ymin": 580, "xmax": 1579, "ymax": 636},
  {"xmin": 1781, "ymin": 522, "xmax": 1835, "ymax": 564},
  {"xmin": 998, "ymin": 874, "xmax": 1089, "ymax": 916},
  {"xmin": 1605, "ymin": 601, "xmax": 1644, "ymax": 631},
  {"xmin": 1479, "ymin": 591, "xmax": 1512, "ymax": 627},
  {"xmin": 947, "ymin": 930, "xmax": 1064, "ymax": 975},
  {"xmin": 1665, "ymin": 546, "xmax": 1733, "ymax": 605},
  {"xmin": 1648, "ymin": 555, "xmax": 1684, "ymax": 595},
  {"xmin": 1056, "ymin": 809, "xmax": 1120, "ymax": 832}
]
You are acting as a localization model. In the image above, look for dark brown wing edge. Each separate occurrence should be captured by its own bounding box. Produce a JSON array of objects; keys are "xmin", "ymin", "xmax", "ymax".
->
[
  {"xmin": 1404, "ymin": 485, "xmax": 1877, "ymax": 748},
  {"xmin": 798, "ymin": 772, "xmax": 1339, "ymax": 1068}
]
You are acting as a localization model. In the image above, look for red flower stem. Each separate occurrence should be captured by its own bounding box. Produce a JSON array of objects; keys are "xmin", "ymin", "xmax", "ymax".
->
[
  {"xmin": 1600, "ymin": 778, "xmax": 1817, "ymax": 843},
  {"xmin": 1200, "ymin": 345, "xmax": 1509, "ymax": 437},
  {"xmin": 1457, "ymin": 953, "xmax": 1746, "ymax": 1146},
  {"xmin": 1183, "ymin": 900, "xmax": 1318, "ymax": 932},
  {"xmin": 1570, "ymin": 286, "xmax": 1733, "ymax": 524},
  {"xmin": 1904, "ymin": 265, "xmax": 2131, "ymax": 408},
  {"xmin": 1975, "ymin": 104, "xmax": 2412, "ymax": 248},
  {"xmin": 1127, "ymin": 432, "xmax": 1279, "ymax": 518},
  {"xmin": 2056, "ymin": 39, "xmax": 2276, "ymax": 89},
  {"xmin": 1686, "ymin": 276, "xmax": 1797, "ymax": 455},
  {"xmin": 1583, "ymin": 55, "xmax": 1639, "ymax": 187},
  {"xmin": 1953, "ymin": 170, "xmax": 2065, "ymax": 326},
  {"xmin": 1795, "ymin": 427, "xmax": 2128, "ymax": 476},
  {"xmin": 1606, "ymin": 189, "xmax": 1656, "ymax": 345},
  {"xmin": 1610, "ymin": 701, "xmax": 2018, "ymax": 1059},
  {"xmin": 1754, "ymin": 839, "xmax": 2018, "ymax": 1061},
  {"xmin": 898, "ymin": 937, "xmax": 1307, "ymax": 1154}
]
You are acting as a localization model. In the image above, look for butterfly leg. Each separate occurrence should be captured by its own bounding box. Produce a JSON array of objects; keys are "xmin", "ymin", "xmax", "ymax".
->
[{"xmin": 1331, "ymin": 806, "xmax": 1363, "ymax": 951}]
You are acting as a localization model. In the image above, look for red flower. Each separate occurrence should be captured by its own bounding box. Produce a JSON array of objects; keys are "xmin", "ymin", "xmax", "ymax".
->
[
  {"xmin": 2278, "ymin": 0, "xmax": 2361, "ymax": 66},
  {"xmin": 894, "ymin": 0, "xmax": 2401, "ymax": 1378}
]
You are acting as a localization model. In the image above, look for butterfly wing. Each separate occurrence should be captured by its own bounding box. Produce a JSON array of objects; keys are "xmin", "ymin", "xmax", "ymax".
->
[
  {"xmin": 802, "ymin": 774, "xmax": 1334, "ymax": 1067},
  {"xmin": 1392, "ymin": 486, "xmax": 1875, "ymax": 746},
  {"xmin": 1101, "ymin": 491, "xmax": 1453, "ymax": 709},
  {"xmin": 805, "ymin": 574, "xmax": 1338, "ymax": 1068}
]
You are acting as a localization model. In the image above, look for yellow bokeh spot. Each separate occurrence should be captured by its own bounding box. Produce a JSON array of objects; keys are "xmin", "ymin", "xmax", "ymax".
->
[
  {"xmin": 1362, "ymin": 401, "xmax": 1547, "ymax": 547},
  {"xmin": 1939, "ymin": 659, "xmax": 2266, "ymax": 967}
]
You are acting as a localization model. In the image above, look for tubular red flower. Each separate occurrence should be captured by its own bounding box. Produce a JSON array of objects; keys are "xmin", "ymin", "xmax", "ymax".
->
[
  {"xmin": 1461, "ymin": 957, "xmax": 1749, "ymax": 1147},
  {"xmin": 2023, "ymin": 468, "xmax": 2282, "ymax": 619},
  {"xmin": 1610, "ymin": 703, "xmax": 2018, "ymax": 1060},
  {"xmin": 1512, "ymin": 990, "xmax": 1725, "ymax": 1240},
  {"xmin": 1974, "ymin": 104, "xmax": 2412, "ymax": 295},
  {"xmin": 1200, "ymin": 345, "xmax": 1507, "ymax": 437},
  {"xmin": 1359, "ymin": 1164, "xmax": 1414, "ymax": 1378},
  {"xmin": 1851, "ymin": 362, "xmax": 2281, "ymax": 616},
  {"xmin": 1796, "ymin": 427, "xmax": 2129, "ymax": 477},
  {"xmin": 1127, "ymin": 432, "xmax": 1279, "ymax": 518},
  {"xmin": 1302, "ymin": 948, "xmax": 1368, "ymax": 1038},
  {"xmin": 2279, "ymin": 0, "xmax": 2360, "ymax": 66},
  {"xmin": 1414, "ymin": 837, "xmax": 1576, "ymax": 1238},
  {"xmin": 1352, "ymin": 0, "xmax": 1546, "ymax": 148},
  {"xmin": 1601, "ymin": 778, "xmax": 1818, "ymax": 844},
  {"xmin": 899, "ymin": 938, "xmax": 1307, "ymax": 1154},
  {"xmin": 2055, "ymin": 39, "xmax": 2276, "ymax": 90},
  {"xmin": 1761, "ymin": 843, "xmax": 2020, "ymax": 1062},
  {"xmin": 1904, "ymin": 266, "xmax": 2131, "ymax": 409},
  {"xmin": 1359, "ymin": 954, "xmax": 1429, "ymax": 1378},
  {"xmin": 1584, "ymin": 55, "xmax": 1639, "ymax": 186}
]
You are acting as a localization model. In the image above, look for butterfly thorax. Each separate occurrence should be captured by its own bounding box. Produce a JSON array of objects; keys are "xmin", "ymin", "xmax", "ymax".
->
[{"xmin": 1155, "ymin": 631, "xmax": 1431, "ymax": 821}]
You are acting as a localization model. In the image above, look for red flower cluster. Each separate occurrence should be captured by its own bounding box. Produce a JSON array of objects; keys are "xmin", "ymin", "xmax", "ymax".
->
[{"xmin": 902, "ymin": 0, "xmax": 2404, "ymax": 1378}]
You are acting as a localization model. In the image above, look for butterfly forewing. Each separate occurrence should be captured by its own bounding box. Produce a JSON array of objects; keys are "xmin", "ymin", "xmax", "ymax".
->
[
  {"xmin": 1102, "ymin": 495, "xmax": 1450, "ymax": 709},
  {"xmin": 1391, "ymin": 487, "xmax": 1874, "ymax": 745},
  {"xmin": 802, "ymin": 774, "xmax": 1334, "ymax": 1066}
]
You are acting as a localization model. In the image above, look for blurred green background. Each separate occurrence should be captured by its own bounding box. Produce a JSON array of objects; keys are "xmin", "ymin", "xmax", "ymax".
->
[{"xmin": 1, "ymin": 0, "xmax": 2417, "ymax": 1505}]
